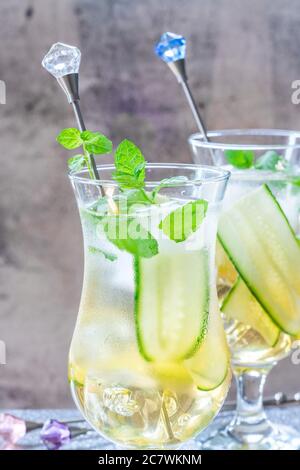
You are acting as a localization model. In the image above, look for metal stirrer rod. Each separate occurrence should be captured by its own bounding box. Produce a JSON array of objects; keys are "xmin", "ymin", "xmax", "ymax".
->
[
  {"xmin": 71, "ymin": 100, "xmax": 101, "ymax": 183},
  {"xmin": 155, "ymin": 33, "xmax": 215, "ymax": 161},
  {"xmin": 181, "ymin": 80, "xmax": 209, "ymax": 142},
  {"xmin": 42, "ymin": 42, "xmax": 104, "ymax": 195},
  {"xmin": 72, "ymin": 100, "xmax": 86, "ymax": 131},
  {"xmin": 166, "ymin": 57, "xmax": 209, "ymax": 141}
]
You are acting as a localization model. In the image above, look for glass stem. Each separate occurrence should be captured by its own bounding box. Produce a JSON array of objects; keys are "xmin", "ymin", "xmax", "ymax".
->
[{"xmin": 229, "ymin": 366, "xmax": 274, "ymax": 444}]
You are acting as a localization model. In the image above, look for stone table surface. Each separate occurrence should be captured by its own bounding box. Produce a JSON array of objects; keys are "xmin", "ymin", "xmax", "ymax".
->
[{"xmin": 3, "ymin": 406, "xmax": 300, "ymax": 450}]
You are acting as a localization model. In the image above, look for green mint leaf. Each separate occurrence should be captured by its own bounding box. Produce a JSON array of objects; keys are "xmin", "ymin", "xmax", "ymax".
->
[
  {"xmin": 81, "ymin": 130, "xmax": 113, "ymax": 154},
  {"xmin": 254, "ymin": 151, "xmax": 283, "ymax": 171},
  {"xmin": 57, "ymin": 128, "xmax": 82, "ymax": 149},
  {"xmin": 88, "ymin": 245, "xmax": 117, "ymax": 261},
  {"xmin": 151, "ymin": 176, "xmax": 189, "ymax": 200},
  {"xmin": 116, "ymin": 189, "xmax": 152, "ymax": 210},
  {"xmin": 159, "ymin": 199, "xmax": 208, "ymax": 243},
  {"xmin": 224, "ymin": 149, "xmax": 254, "ymax": 169},
  {"xmin": 114, "ymin": 139, "xmax": 146, "ymax": 189},
  {"xmin": 112, "ymin": 171, "xmax": 145, "ymax": 189},
  {"xmin": 289, "ymin": 175, "xmax": 300, "ymax": 194},
  {"xmin": 68, "ymin": 154, "xmax": 86, "ymax": 172},
  {"xmin": 288, "ymin": 175, "xmax": 300, "ymax": 187},
  {"xmin": 103, "ymin": 216, "xmax": 158, "ymax": 258},
  {"xmin": 115, "ymin": 139, "xmax": 145, "ymax": 174},
  {"xmin": 134, "ymin": 162, "xmax": 146, "ymax": 178}
]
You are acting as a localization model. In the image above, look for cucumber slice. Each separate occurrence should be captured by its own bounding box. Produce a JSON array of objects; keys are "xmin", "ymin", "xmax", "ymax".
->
[
  {"xmin": 222, "ymin": 277, "xmax": 280, "ymax": 347},
  {"xmin": 218, "ymin": 184, "xmax": 300, "ymax": 335},
  {"xmin": 134, "ymin": 248, "xmax": 209, "ymax": 362},
  {"xmin": 185, "ymin": 292, "xmax": 230, "ymax": 391}
]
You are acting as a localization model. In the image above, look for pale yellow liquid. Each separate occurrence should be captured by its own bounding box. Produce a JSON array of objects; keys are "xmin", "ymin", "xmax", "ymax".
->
[{"xmin": 69, "ymin": 201, "xmax": 230, "ymax": 449}]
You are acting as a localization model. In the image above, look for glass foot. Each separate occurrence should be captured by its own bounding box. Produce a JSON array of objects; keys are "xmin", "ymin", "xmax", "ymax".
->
[{"xmin": 200, "ymin": 421, "xmax": 300, "ymax": 450}]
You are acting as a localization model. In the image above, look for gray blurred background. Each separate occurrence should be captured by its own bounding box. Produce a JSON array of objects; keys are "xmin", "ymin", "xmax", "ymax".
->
[{"xmin": 1, "ymin": 0, "xmax": 300, "ymax": 408}]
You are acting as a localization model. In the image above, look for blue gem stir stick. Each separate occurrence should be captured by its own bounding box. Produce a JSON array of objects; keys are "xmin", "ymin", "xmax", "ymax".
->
[{"xmin": 155, "ymin": 33, "xmax": 213, "ymax": 153}]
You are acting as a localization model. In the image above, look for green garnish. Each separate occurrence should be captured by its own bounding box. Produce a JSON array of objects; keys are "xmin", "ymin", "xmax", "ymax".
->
[
  {"xmin": 88, "ymin": 245, "xmax": 117, "ymax": 262},
  {"xmin": 68, "ymin": 154, "xmax": 86, "ymax": 173},
  {"xmin": 224, "ymin": 149, "xmax": 300, "ymax": 191},
  {"xmin": 57, "ymin": 128, "xmax": 82, "ymax": 149},
  {"xmin": 103, "ymin": 216, "xmax": 158, "ymax": 258},
  {"xmin": 290, "ymin": 176, "xmax": 300, "ymax": 194},
  {"xmin": 291, "ymin": 176, "xmax": 300, "ymax": 187},
  {"xmin": 113, "ymin": 139, "xmax": 146, "ymax": 189},
  {"xmin": 57, "ymin": 128, "xmax": 209, "ymax": 257},
  {"xmin": 116, "ymin": 189, "xmax": 153, "ymax": 209},
  {"xmin": 151, "ymin": 176, "xmax": 189, "ymax": 201},
  {"xmin": 254, "ymin": 151, "xmax": 284, "ymax": 171},
  {"xmin": 224, "ymin": 149, "xmax": 254, "ymax": 169},
  {"xmin": 80, "ymin": 130, "xmax": 112, "ymax": 154},
  {"xmin": 159, "ymin": 199, "xmax": 208, "ymax": 243},
  {"xmin": 57, "ymin": 128, "xmax": 112, "ymax": 178},
  {"xmin": 224, "ymin": 149, "xmax": 286, "ymax": 172}
]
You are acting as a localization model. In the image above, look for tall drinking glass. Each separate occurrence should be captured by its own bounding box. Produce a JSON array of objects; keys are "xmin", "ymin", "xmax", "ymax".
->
[
  {"xmin": 189, "ymin": 129, "xmax": 300, "ymax": 449},
  {"xmin": 68, "ymin": 163, "xmax": 230, "ymax": 449}
]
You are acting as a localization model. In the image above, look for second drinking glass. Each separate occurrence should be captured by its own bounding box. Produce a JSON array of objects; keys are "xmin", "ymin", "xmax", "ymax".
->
[{"xmin": 189, "ymin": 129, "xmax": 300, "ymax": 449}]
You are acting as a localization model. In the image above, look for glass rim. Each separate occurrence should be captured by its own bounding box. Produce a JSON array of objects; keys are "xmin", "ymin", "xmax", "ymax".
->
[
  {"xmin": 188, "ymin": 128, "xmax": 300, "ymax": 150},
  {"xmin": 68, "ymin": 163, "xmax": 230, "ymax": 187}
]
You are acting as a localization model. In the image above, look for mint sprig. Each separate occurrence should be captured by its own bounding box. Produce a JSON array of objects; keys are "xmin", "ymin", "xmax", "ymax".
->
[
  {"xmin": 224, "ymin": 149, "xmax": 254, "ymax": 169},
  {"xmin": 113, "ymin": 139, "xmax": 146, "ymax": 189},
  {"xmin": 224, "ymin": 149, "xmax": 286, "ymax": 172},
  {"xmin": 81, "ymin": 130, "xmax": 113, "ymax": 154},
  {"xmin": 224, "ymin": 149, "xmax": 300, "ymax": 191},
  {"xmin": 57, "ymin": 128, "xmax": 112, "ymax": 178},
  {"xmin": 290, "ymin": 175, "xmax": 300, "ymax": 194},
  {"xmin": 254, "ymin": 151, "xmax": 284, "ymax": 171},
  {"xmin": 58, "ymin": 128, "xmax": 210, "ymax": 257},
  {"xmin": 68, "ymin": 154, "xmax": 86, "ymax": 173},
  {"xmin": 103, "ymin": 216, "xmax": 158, "ymax": 258},
  {"xmin": 112, "ymin": 142, "xmax": 189, "ymax": 202},
  {"xmin": 57, "ymin": 128, "xmax": 82, "ymax": 149},
  {"xmin": 115, "ymin": 189, "xmax": 153, "ymax": 209}
]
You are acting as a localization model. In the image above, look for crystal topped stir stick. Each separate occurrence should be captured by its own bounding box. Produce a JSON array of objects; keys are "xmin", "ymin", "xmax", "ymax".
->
[
  {"xmin": 155, "ymin": 33, "xmax": 215, "ymax": 161},
  {"xmin": 42, "ymin": 42, "xmax": 100, "ymax": 181}
]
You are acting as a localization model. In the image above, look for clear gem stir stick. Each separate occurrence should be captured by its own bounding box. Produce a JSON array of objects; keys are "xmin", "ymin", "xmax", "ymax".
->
[
  {"xmin": 42, "ymin": 42, "xmax": 100, "ymax": 181},
  {"xmin": 155, "ymin": 33, "xmax": 215, "ymax": 161}
]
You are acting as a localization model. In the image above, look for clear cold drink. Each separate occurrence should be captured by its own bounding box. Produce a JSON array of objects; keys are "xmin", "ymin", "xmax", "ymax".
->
[{"xmin": 69, "ymin": 166, "xmax": 230, "ymax": 449}]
